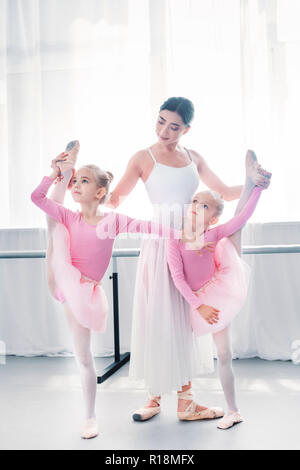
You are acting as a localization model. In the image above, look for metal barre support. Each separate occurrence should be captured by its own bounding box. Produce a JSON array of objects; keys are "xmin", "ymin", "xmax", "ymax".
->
[{"xmin": 97, "ymin": 257, "xmax": 131, "ymax": 384}]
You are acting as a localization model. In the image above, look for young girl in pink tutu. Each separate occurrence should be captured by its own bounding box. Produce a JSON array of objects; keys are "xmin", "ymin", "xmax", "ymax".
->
[
  {"xmin": 167, "ymin": 150, "xmax": 271, "ymax": 429},
  {"xmin": 31, "ymin": 150, "xmax": 174, "ymax": 439}
]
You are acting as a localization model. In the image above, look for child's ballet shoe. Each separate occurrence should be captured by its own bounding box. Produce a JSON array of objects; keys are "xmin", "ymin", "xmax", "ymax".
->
[
  {"xmin": 247, "ymin": 149, "xmax": 258, "ymax": 163},
  {"xmin": 217, "ymin": 411, "xmax": 243, "ymax": 430},
  {"xmin": 65, "ymin": 140, "xmax": 79, "ymax": 154},
  {"xmin": 258, "ymin": 166, "xmax": 272, "ymax": 179},
  {"xmin": 57, "ymin": 140, "xmax": 80, "ymax": 173},
  {"xmin": 81, "ymin": 417, "xmax": 99, "ymax": 439},
  {"xmin": 132, "ymin": 396, "xmax": 161, "ymax": 422},
  {"xmin": 177, "ymin": 390, "xmax": 224, "ymax": 421},
  {"xmin": 245, "ymin": 150, "xmax": 271, "ymax": 187}
]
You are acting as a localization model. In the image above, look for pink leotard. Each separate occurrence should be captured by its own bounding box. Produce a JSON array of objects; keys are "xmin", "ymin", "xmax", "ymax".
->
[
  {"xmin": 31, "ymin": 176, "xmax": 174, "ymax": 282},
  {"xmin": 167, "ymin": 186, "xmax": 262, "ymax": 309}
]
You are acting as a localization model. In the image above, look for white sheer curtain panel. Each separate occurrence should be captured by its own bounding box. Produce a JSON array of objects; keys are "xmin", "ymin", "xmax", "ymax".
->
[
  {"xmin": 159, "ymin": 0, "xmax": 299, "ymax": 222},
  {"xmin": 0, "ymin": 0, "xmax": 153, "ymax": 229}
]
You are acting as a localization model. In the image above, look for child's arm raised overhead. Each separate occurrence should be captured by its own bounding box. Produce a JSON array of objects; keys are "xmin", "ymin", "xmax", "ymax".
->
[
  {"xmin": 31, "ymin": 154, "xmax": 73, "ymax": 226},
  {"xmin": 208, "ymin": 186, "xmax": 263, "ymax": 242}
]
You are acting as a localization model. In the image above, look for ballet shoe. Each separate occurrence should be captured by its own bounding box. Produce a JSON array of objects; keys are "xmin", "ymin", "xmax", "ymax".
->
[
  {"xmin": 217, "ymin": 411, "xmax": 243, "ymax": 430},
  {"xmin": 245, "ymin": 150, "xmax": 271, "ymax": 187},
  {"xmin": 258, "ymin": 166, "xmax": 272, "ymax": 179},
  {"xmin": 177, "ymin": 390, "xmax": 224, "ymax": 421},
  {"xmin": 247, "ymin": 149, "xmax": 258, "ymax": 163},
  {"xmin": 57, "ymin": 140, "xmax": 80, "ymax": 174},
  {"xmin": 132, "ymin": 396, "xmax": 161, "ymax": 422},
  {"xmin": 81, "ymin": 417, "xmax": 99, "ymax": 439}
]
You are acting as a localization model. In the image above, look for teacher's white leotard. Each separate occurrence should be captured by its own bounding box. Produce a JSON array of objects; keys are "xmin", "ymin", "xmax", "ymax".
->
[{"xmin": 129, "ymin": 148, "xmax": 214, "ymax": 395}]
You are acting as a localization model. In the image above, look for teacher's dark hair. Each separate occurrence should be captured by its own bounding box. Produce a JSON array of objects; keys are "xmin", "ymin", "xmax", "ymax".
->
[{"xmin": 160, "ymin": 97, "xmax": 194, "ymax": 127}]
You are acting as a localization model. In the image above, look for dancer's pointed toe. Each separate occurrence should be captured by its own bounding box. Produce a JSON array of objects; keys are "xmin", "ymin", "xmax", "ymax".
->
[
  {"xmin": 81, "ymin": 417, "xmax": 99, "ymax": 439},
  {"xmin": 217, "ymin": 411, "xmax": 243, "ymax": 430},
  {"xmin": 132, "ymin": 406, "xmax": 161, "ymax": 422}
]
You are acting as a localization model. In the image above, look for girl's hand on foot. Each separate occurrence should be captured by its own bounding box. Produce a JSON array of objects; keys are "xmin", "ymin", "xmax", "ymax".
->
[
  {"xmin": 50, "ymin": 153, "xmax": 68, "ymax": 180},
  {"xmin": 197, "ymin": 304, "xmax": 220, "ymax": 324},
  {"xmin": 257, "ymin": 167, "xmax": 272, "ymax": 189}
]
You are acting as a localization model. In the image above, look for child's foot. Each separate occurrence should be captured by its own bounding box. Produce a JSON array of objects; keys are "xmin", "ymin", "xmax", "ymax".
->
[
  {"xmin": 57, "ymin": 140, "xmax": 80, "ymax": 173},
  {"xmin": 245, "ymin": 150, "xmax": 271, "ymax": 188},
  {"xmin": 81, "ymin": 417, "xmax": 99, "ymax": 439},
  {"xmin": 132, "ymin": 396, "xmax": 161, "ymax": 422},
  {"xmin": 217, "ymin": 410, "xmax": 243, "ymax": 430},
  {"xmin": 258, "ymin": 166, "xmax": 272, "ymax": 180}
]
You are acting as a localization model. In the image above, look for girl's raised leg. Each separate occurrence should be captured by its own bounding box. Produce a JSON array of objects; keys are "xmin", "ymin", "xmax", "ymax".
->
[
  {"xmin": 46, "ymin": 141, "xmax": 79, "ymax": 296},
  {"xmin": 229, "ymin": 150, "xmax": 271, "ymax": 256}
]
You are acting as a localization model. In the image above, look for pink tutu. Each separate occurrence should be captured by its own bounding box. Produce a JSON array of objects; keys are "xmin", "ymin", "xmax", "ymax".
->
[
  {"xmin": 190, "ymin": 238, "xmax": 250, "ymax": 336},
  {"xmin": 51, "ymin": 224, "xmax": 109, "ymax": 332}
]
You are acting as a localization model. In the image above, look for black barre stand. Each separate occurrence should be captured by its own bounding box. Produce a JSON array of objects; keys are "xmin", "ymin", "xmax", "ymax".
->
[{"xmin": 97, "ymin": 256, "xmax": 130, "ymax": 383}]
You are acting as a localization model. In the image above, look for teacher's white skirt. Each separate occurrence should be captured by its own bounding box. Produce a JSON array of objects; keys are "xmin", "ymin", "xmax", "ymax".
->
[{"xmin": 129, "ymin": 237, "xmax": 214, "ymax": 396}]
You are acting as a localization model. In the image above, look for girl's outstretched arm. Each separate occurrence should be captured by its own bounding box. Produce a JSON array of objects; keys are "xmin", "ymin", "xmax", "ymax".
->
[
  {"xmin": 207, "ymin": 186, "xmax": 263, "ymax": 242},
  {"xmin": 116, "ymin": 213, "xmax": 177, "ymax": 239}
]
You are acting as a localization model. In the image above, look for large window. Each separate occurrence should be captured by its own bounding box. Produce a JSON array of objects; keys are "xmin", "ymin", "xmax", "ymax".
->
[{"xmin": 0, "ymin": 0, "xmax": 298, "ymax": 228}]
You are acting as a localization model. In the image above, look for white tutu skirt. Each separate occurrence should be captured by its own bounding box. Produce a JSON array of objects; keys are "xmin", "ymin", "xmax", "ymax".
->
[
  {"xmin": 129, "ymin": 237, "xmax": 215, "ymax": 396},
  {"xmin": 190, "ymin": 238, "xmax": 251, "ymax": 336},
  {"xmin": 51, "ymin": 224, "xmax": 109, "ymax": 332}
]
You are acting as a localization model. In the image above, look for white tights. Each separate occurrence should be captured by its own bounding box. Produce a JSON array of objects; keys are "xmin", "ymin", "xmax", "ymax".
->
[
  {"xmin": 211, "ymin": 175, "xmax": 255, "ymax": 413},
  {"xmin": 212, "ymin": 326, "xmax": 237, "ymax": 412},
  {"xmin": 47, "ymin": 170, "xmax": 96, "ymax": 420},
  {"xmin": 64, "ymin": 304, "xmax": 97, "ymax": 420}
]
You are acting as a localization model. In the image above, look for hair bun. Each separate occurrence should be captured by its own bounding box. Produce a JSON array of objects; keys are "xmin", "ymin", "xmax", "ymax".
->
[{"xmin": 106, "ymin": 171, "xmax": 114, "ymax": 182}]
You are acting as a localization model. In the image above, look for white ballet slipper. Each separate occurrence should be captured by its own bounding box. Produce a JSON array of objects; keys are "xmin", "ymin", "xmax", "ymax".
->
[
  {"xmin": 81, "ymin": 417, "xmax": 99, "ymax": 439},
  {"xmin": 217, "ymin": 411, "xmax": 243, "ymax": 430},
  {"xmin": 57, "ymin": 140, "xmax": 80, "ymax": 174},
  {"xmin": 247, "ymin": 149, "xmax": 258, "ymax": 163},
  {"xmin": 245, "ymin": 150, "xmax": 271, "ymax": 187},
  {"xmin": 177, "ymin": 390, "xmax": 224, "ymax": 421},
  {"xmin": 132, "ymin": 395, "xmax": 161, "ymax": 422}
]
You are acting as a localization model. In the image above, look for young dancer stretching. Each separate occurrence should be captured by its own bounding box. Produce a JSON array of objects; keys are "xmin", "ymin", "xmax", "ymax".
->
[
  {"xmin": 166, "ymin": 151, "xmax": 271, "ymax": 429},
  {"xmin": 31, "ymin": 152, "xmax": 174, "ymax": 439}
]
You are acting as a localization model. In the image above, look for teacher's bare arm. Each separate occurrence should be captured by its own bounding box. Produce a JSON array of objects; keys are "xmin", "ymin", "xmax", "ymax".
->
[
  {"xmin": 105, "ymin": 151, "xmax": 144, "ymax": 208},
  {"xmin": 190, "ymin": 150, "xmax": 243, "ymax": 201}
]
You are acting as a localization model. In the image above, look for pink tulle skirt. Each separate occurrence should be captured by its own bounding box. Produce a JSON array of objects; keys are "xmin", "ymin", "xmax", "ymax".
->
[
  {"xmin": 190, "ymin": 238, "xmax": 251, "ymax": 336},
  {"xmin": 51, "ymin": 224, "xmax": 109, "ymax": 332}
]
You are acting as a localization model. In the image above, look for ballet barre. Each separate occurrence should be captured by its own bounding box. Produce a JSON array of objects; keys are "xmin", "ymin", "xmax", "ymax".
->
[{"xmin": 1, "ymin": 244, "xmax": 300, "ymax": 383}]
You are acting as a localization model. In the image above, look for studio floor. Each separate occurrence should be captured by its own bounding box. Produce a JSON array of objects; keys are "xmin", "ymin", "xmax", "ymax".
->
[{"xmin": 0, "ymin": 356, "xmax": 299, "ymax": 451}]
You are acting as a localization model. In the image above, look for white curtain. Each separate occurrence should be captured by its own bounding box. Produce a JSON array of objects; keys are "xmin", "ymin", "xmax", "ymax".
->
[
  {"xmin": 0, "ymin": 0, "xmax": 299, "ymax": 227},
  {"xmin": 0, "ymin": 0, "xmax": 154, "ymax": 229},
  {"xmin": 0, "ymin": 0, "xmax": 299, "ymax": 359},
  {"xmin": 160, "ymin": 0, "xmax": 299, "ymax": 222}
]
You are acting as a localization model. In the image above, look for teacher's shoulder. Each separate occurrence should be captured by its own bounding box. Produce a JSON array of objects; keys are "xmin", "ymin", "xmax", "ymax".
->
[
  {"xmin": 127, "ymin": 148, "xmax": 152, "ymax": 172},
  {"xmin": 186, "ymin": 149, "xmax": 205, "ymax": 172}
]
